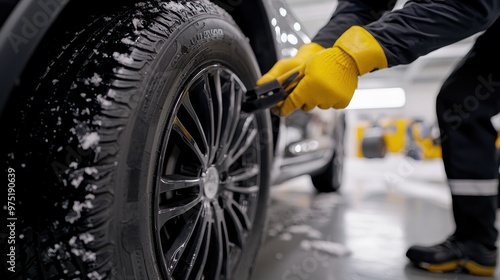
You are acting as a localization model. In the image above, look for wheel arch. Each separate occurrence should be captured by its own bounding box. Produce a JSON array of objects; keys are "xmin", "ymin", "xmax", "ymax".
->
[
  {"xmin": 212, "ymin": 0, "xmax": 278, "ymax": 75},
  {"xmin": 0, "ymin": 0, "xmax": 70, "ymax": 116}
]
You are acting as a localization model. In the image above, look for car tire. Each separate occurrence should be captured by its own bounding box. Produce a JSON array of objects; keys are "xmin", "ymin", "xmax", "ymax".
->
[
  {"xmin": 311, "ymin": 113, "xmax": 345, "ymax": 193},
  {"xmin": 1, "ymin": 1, "xmax": 271, "ymax": 279},
  {"xmin": 361, "ymin": 127, "xmax": 387, "ymax": 159}
]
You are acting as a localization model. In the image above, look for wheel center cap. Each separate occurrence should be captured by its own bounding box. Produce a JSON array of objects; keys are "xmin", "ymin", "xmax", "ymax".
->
[{"xmin": 203, "ymin": 167, "xmax": 219, "ymax": 199}]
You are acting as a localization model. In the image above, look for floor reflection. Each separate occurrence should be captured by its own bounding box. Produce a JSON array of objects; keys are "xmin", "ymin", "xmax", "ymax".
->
[{"xmin": 252, "ymin": 155, "xmax": 500, "ymax": 280}]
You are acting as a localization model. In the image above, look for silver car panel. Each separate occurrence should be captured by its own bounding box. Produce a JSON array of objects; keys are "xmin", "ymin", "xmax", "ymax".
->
[{"xmin": 261, "ymin": 0, "xmax": 344, "ymax": 185}]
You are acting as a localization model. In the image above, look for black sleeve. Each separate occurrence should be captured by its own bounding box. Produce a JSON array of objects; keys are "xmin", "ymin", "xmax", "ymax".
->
[
  {"xmin": 312, "ymin": 0, "xmax": 397, "ymax": 48},
  {"xmin": 365, "ymin": 0, "xmax": 500, "ymax": 66}
]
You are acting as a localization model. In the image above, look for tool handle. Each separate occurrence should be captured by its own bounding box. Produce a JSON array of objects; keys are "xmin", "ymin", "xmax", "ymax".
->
[
  {"xmin": 241, "ymin": 70, "xmax": 303, "ymax": 113},
  {"xmin": 278, "ymin": 67, "xmax": 304, "ymax": 92},
  {"xmin": 241, "ymin": 79, "xmax": 287, "ymax": 113}
]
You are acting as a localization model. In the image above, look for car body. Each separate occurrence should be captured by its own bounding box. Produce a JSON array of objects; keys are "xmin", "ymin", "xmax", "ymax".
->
[{"xmin": 0, "ymin": 0, "xmax": 344, "ymax": 279}]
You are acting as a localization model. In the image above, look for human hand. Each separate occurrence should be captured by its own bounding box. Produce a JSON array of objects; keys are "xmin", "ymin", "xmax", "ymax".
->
[
  {"xmin": 257, "ymin": 42, "xmax": 324, "ymax": 85},
  {"xmin": 278, "ymin": 47, "xmax": 358, "ymax": 116},
  {"xmin": 274, "ymin": 26, "xmax": 389, "ymax": 116}
]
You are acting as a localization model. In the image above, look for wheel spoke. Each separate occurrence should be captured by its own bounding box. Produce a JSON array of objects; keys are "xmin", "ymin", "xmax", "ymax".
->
[
  {"xmin": 202, "ymin": 74, "xmax": 217, "ymax": 165},
  {"xmin": 224, "ymin": 199, "xmax": 245, "ymax": 248},
  {"xmin": 229, "ymin": 78, "xmax": 244, "ymax": 133},
  {"xmin": 182, "ymin": 94, "xmax": 210, "ymax": 155},
  {"xmin": 216, "ymin": 79, "xmax": 234, "ymax": 161},
  {"xmin": 195, "ymin": 219, "xmax": 213, "ymax": 280},
  {"xmin": 209, "ymin": 70, "xmax": 223, "ymax": 163},
  {"xmin": 230, "ymin": 115, "xmax": 254, "ymax": 151},
  {"xmin": 228, "ymin": 198, "xmax": 252, "ymax": 230},
  {"xmin": 165, "ymin": 207, "xmax": 202, "ymax": 273},
  {"xmin": 225, "ymin": 165, "xmax": 260, "ymax": 194},
  {"xmin": 173, "ymin": 117, "xmax": 207, "ymax": 168},
  {"xmin": 159, "ymin": 175, "xmax": 202, "ymax": 193},
  {"xmin": 213, "ymin": 201, "xmax": 230, "ymax": 279},
  {"xmin": 226, "ymin": 78, "xmax": 243, "ymax": 147},
  {"xmin": 225, "ymin": 184, "xmax": 259, "ymax": 194},
  {"xmin": 228, "ymin": 128, "xmax": 257, "ymax": 165},
  {"xmin": 226, "ymin": 115, "xmax": 255, "ymax": 165},
  {"xmin": 228, "ymin": 165, "xmax": 259, "ymax": 183},
  {"xmin": 158, "ymin": 195, "xmax": 203, "ymax": 229},
  {"xmin": 217, "ymin": 75, "xmax": 242, "ymax": 166},
  {"xmin": 183, "ymin": 206, "xmax": 210, "ymax": 279}
]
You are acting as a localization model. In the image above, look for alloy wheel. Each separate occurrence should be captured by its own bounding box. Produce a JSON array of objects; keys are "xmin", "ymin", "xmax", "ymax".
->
[{"xmin": 154, "ymin": 65, "xmax": 263, "ymax": 280}]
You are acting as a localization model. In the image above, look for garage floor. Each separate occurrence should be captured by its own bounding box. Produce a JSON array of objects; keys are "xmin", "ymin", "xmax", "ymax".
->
[{"xmin": 251, "ymin": 154, "xmax": 500, "ymax": 280}]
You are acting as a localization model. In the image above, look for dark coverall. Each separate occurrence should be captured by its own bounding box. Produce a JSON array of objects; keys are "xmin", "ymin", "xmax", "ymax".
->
[{"xmin": 312, "ymin": 0, "xmax": 500, "ymax": 250}]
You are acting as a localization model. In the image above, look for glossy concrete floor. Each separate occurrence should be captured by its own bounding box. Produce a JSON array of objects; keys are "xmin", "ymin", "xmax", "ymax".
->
[{"xmin": 251, "ymin": 154, "xmax": 500, "ymax": 280}]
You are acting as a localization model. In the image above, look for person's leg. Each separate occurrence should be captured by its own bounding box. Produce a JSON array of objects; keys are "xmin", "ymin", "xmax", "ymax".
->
[{"xmin": 406, "ymin": 19, "xmax": 500, "ymax": 276}]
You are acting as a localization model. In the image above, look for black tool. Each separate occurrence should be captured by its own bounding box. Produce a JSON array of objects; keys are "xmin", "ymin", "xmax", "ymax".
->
[{"xmin": 242, "ymin": 71, "xmax": 302, "ymax": 113}]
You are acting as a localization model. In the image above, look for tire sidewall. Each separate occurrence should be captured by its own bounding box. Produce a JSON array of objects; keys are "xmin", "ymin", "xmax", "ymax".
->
[{"xmin": 112, "ymin": 13, "xmax": 270, "ymax": 279}]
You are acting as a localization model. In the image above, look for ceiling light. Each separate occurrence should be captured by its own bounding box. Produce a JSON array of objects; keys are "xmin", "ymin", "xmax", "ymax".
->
[{"xmin": 345, "ymin": 87, "xmax": 406, "ymax": 110}]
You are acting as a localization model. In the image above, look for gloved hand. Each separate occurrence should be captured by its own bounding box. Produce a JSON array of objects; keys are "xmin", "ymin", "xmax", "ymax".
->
[
  {"xmin": 270, "ymin": 26, "xmax": 388, "ymax": 116},
  {"xmin": 257, "ymin": 42, "xmax": 325, "ymax": 85}
]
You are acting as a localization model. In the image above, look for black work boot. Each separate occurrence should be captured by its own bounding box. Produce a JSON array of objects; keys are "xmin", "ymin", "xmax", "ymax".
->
[{"xmin": 406, "ymin": 236, "xmax": 497, "ymax": 276}]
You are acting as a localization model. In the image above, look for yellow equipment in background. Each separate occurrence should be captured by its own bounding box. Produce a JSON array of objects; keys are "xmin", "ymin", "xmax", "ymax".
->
[
  {"xmin": 378, "ymin": 117, "xmax": 408, "ymax": 154},
  {"xmin": 355, "ymin": 120, "xmax": 373, "ymax": 158},
  {"xmin": 357, "ymin": 118, "xmax": 500, "ymax": 162},
  {"xmin": 406, "ymin": 120, "xmax": 442, "ymax": 160},
  {"xmin": 355, "ymin": 117, "xmax": 407, "ymax": 159},
  {"xmin": 355, "ymin": 117, "xmax": 442, "ymax": 160}
]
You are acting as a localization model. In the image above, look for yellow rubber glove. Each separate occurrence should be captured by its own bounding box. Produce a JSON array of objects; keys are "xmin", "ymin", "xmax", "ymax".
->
[
  {"xmin": 278, "ymin": 26, "xmax": 388, "ymax": 116},
  {"xmin": 257, "ymin": 42, "xmax": 325, "ymax": 85}
]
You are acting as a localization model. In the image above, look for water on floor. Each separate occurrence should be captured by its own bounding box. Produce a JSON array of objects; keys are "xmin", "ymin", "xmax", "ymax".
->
[{"xmin": 252, "ymin": 154, "xmax": 500, "ymax": 280}]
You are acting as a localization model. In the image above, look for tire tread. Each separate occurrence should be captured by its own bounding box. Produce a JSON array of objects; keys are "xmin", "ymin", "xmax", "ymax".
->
[{"xmin": 3, "ymin": 1, "xmax": 230, "ymax": 279}]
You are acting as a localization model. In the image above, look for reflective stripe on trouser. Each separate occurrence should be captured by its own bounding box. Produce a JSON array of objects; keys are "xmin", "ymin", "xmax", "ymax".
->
[
  {"xmin": 449, "ymin": 179, "xmax": 498, "ymax": 196},
  {"xmin": 436, "ymin": 18, "xmax": 500, "ymax": 248}
]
